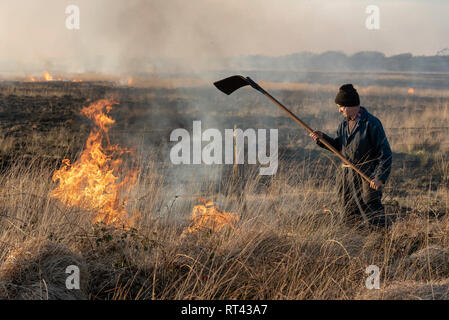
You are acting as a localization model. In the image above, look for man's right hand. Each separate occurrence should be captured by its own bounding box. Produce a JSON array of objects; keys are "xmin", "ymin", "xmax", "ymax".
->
[{"xmin": 309, "ymin": 131, "xmax": 323, "ymax": 142}]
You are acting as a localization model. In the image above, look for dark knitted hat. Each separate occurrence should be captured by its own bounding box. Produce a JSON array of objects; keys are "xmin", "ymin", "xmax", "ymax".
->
[{"xmin": 335, "ymin": 84, "xmax": 360, "ymax": 107}]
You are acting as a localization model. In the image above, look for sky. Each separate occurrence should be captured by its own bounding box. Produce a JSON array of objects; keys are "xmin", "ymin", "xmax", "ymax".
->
[{"xmin": 0, "ymin": 0, "xmax": 448, "ymax": 73}]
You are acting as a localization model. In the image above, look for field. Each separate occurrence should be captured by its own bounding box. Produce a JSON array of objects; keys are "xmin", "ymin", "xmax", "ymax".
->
[{"xmin": 0, "ymin": 72, "xmax": 448, "ymax": 299}]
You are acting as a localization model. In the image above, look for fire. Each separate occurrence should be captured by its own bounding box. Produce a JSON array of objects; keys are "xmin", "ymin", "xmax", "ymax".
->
[
  {"xmin": 50, "ymin": 99, "xmax": 139, "ymax": 227},
  {"xmin": 185, "ymin": 199, "xmax": 239, "ymax": 234},
  {"xmin": 408, "ymin": 88, "xmax": 415, "ymax": 94},
  {"xmin": 127, "ymin": 78, "xmax": 133, "ymax": 86},
  {"xmin": 44, "ymin": 72, "xmax": 53, "ymax": 81},
  {"xmin": 29, "ymin": 76, "xmax": 36, "ymax": 82}
]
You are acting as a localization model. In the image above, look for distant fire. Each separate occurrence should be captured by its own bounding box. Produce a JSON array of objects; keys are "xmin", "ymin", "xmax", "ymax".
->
[
  {"xmin": 44, "ymin": 72, "xmax": 53, "ymax": 81},
  {"xmin": 50, "ymin": 99, "xmax": 139, "ymax": 227},
  {"xmin": 185, "ymin": 199, "xmax": 239, "ymax": 234},
  {"xmin": 128, "ymin": 78, "xmax": 133, "ymax": 86},
  {"xmin": 25, "ymin": 73, "xmax": 83, "ymax": 82},
  {"xmin": 408, "ymin": 88, "xmax": 415, "ymax": 94}
]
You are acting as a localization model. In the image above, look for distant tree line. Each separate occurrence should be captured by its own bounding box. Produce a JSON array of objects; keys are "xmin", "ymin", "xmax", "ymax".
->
[{"xmin": 232, "ymin": 51, "xmax": 449, "ymax": 72}]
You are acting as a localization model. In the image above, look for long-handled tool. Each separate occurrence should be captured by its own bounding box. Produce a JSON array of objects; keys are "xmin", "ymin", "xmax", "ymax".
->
[{"xmin": 213, "ymin": 75, "xmax": 372, "ymax": 184}]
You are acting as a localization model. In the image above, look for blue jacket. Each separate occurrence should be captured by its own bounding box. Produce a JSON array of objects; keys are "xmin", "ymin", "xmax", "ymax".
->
[{"xmin": 317, "ymin": 107, "xmax": 392, "ymax": 183}]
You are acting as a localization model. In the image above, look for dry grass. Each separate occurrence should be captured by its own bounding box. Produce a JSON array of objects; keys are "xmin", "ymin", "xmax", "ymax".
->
[{"xmin": 0, "ymin": 154, "xmax": 447, "ymax": 300}]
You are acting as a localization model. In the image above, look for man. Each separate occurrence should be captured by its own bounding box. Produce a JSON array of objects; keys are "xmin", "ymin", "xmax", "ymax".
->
[{"xmin": 310, "ymin": 84, "xmax": 393, "ymax": 228}]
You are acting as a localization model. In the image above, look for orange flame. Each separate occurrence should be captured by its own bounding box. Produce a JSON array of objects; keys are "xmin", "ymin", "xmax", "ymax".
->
[
  {"xmin": 50, "ymin": 99, "xmax": 139, "ymax": 227},
  {"xmin": 128, "ymin": 78, "xmax": 133, "ymax": 86},
  {"xmin": 44, "ymin": 72, "xmax": 53, "ymax": 81},
  {"xmin": 408, "ymin": 88, "xmax": 415, "ymax": 94},
  {"xmin": 186, "ymin": 199, "xmax": 239, "ymax": 234}
]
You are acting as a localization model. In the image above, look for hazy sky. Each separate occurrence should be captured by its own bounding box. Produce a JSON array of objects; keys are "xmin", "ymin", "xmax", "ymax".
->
[{"xmin": 1, "ymin": 0, "xmax": 448, "ymax": 73}]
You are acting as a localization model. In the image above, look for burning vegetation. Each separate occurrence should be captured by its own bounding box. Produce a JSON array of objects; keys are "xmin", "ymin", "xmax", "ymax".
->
[
  {"xmin": 50, "ymin": 99, "xmax": 139, "ymax": 227},
  {"xmin": 27, "ymin": 72, "xmax": 83, "ymax": 82},
  {"xmin": 43, "ymin": 72, "xmax": 53, "ymax": 81},
  {"xmin": 185, "ymin": 198, "xmax": 239, "ymax": 234}
]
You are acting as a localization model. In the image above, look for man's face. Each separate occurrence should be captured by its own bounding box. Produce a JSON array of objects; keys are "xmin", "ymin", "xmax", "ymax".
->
[{"xmin": 337, "ymin": 105, "xmax": 360, "ymax": 119}]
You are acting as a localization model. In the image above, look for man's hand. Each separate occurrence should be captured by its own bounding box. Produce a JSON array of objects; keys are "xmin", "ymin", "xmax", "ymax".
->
[
  {"xmin": 370, "ymin": 178, "xmax": 383, "ymax": 190},
  {"xmin": 309, "ymin": 131, "xmax": 323, "ymax": 142}
]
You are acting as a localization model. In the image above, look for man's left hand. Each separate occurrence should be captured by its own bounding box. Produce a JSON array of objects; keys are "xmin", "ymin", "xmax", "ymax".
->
[{"xmin": 370, "ymin": 178, "xmax": 383, "ymax": 190}]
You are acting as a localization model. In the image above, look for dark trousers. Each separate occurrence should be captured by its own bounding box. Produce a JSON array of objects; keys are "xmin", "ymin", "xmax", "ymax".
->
[{"xmin": 338, "ymin": 167, "xmax": 392, "ymax": 228}]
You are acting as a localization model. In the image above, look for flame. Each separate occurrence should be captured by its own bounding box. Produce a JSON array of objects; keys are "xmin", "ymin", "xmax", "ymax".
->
[
  {"xmin": 44, "ymin": 72, "xmax": 53, "ymax": 81},
  {"xmin": 50, "ymin": 99, "xmax": 139, "ymax": 227},
  {"xmin": 26, "ymin": 74, "xmax": 84, "ymax": 82},
  {"xmin": 185, "ymin": 198, "xmax": 239, "ymax": 234},
  {"xmin": 408, "ymin": 88, "xmax": 415, "ymax": 94},
  {"xmin": 128, "ymin": 78, "xmax": 133, "ymax": 86}
]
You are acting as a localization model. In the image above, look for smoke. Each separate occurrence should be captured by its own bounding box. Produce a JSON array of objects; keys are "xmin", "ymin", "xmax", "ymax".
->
[{"xmin": 0, "ymin": 0, "xmax": 448, "ymax": 75}]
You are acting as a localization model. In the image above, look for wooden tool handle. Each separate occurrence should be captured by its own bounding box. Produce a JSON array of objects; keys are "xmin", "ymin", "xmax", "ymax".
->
[{"xmin": 262, "ymin": 91, "xmax": 373, "ymax": 184}]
